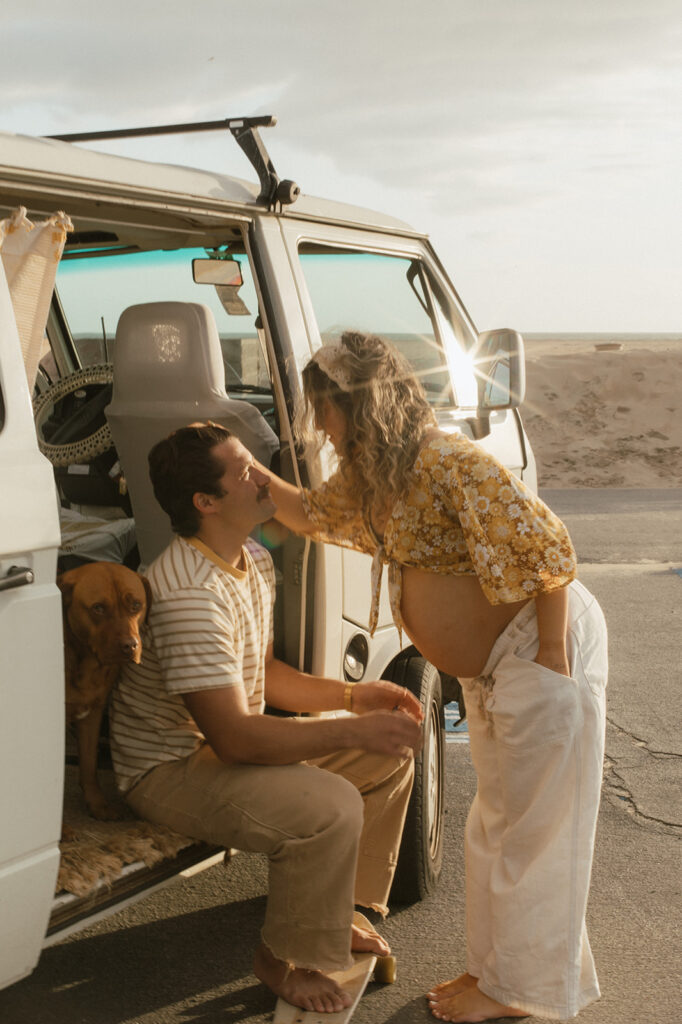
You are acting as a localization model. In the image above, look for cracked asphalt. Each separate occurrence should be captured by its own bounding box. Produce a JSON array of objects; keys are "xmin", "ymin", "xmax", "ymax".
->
[
  {"xmin": 0, "ymin": 489, "xmax": 679, "ymax": 1024},
  {"xmin": 544, "ymin": 487, "xmax": 682, "ymax": 844}
]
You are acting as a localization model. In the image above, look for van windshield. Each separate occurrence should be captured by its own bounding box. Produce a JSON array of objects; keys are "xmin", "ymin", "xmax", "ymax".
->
[{"xmin": 55, "ymin": 247, "xmax": 270, "ymax": 392}]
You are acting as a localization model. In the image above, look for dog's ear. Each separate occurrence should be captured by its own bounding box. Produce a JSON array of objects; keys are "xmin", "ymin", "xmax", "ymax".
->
[
  {"xmin": 56, "ymin": 573, "xmax": 75, "ymax": 608},
  {"xmin": 140, "ymin": 575, "xmax": 153, "ymax": 622}
]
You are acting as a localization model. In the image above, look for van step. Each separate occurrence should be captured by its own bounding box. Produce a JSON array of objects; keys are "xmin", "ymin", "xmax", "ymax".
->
[{"xmin": 48, "ymin": 842, "xmax": 221, "ymax": 939}]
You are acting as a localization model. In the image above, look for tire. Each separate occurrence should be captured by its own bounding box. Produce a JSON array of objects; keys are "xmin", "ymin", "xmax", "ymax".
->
[{"xmin": 389, "ymin": 655, "xmax": 445, "ymax": 903}]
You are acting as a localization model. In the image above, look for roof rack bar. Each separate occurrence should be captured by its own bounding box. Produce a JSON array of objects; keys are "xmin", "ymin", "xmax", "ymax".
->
[
  {"xmin": 46, "ymin": 115, "xmax": 275, "ymax": 144},
  {"xmin": 45, "ymin": 115, "xmax": 300, "ymax": 209}
]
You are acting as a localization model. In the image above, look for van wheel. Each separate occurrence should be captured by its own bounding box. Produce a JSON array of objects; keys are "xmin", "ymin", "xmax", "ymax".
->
[
  {"xmin": 389, "ymin": 655, "xmax": 445, "ymax": 903},
  {"xmin": 33, "ymin": 365, "xmax": 114, "ymax": 467}
]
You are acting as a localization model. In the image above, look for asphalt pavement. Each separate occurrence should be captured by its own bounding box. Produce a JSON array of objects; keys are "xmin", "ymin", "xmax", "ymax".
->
[{"xmin": 1, "ymin": 489, "xmax": 680, "ymax": 1024}]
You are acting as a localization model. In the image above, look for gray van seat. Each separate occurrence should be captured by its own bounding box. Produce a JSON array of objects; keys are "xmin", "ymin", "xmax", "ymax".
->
[{"xmin": 105, "ymin": 301, "xmax": 279, "ymax": 566}]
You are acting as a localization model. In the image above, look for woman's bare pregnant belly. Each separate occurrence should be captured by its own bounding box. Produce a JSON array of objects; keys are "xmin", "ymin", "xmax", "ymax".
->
[{"xmin": 400, "ymin": 567, "xmax": 530, "ymax": 678}]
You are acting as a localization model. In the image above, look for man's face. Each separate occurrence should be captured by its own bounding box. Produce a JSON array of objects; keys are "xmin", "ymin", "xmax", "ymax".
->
[{"xmin": 205, "ymin": 437, "xmax": 277, "ymax": 529}]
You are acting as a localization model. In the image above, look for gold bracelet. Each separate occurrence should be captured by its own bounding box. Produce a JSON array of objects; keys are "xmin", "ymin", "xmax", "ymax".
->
[{"xmin": 344, "ymin": 681, "xmax": 356, "ymax": 713}]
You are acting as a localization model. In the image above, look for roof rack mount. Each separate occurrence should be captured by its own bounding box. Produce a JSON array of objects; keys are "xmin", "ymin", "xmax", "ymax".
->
[{"xmin": 46, "ymin": 115, "xmax": 300, "ymax": 210}]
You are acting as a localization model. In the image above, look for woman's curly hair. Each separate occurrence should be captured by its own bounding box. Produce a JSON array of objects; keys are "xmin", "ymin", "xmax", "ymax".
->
[{"xmin": 294, "ymin": 331, "xmax": 437, "ymax": 512}]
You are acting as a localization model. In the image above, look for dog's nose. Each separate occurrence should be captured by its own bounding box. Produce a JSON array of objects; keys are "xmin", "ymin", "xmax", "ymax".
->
[{"xmin": 121, "ymin": 637, "xmax": 139, "ymax": 655}]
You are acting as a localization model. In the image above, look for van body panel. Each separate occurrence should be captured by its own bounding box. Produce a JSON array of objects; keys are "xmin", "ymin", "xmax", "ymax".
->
[
  {"xmin": 0, "ymin": 849, "xmax": 61, "ymax": 989},
  {"xmin": 0, "ymin": 265, "xmax": 63, "ymax": 992}
]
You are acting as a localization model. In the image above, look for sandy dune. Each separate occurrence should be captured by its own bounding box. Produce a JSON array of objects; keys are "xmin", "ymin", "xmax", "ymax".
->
[{"xmin": 521, "ymin": 335, "xmax": 682, "ymax": 489}]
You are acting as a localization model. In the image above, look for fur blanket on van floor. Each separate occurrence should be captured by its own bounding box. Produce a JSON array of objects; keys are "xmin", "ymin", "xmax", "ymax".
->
[{"xmin": 58, "ymin": 766, "xmax": 194, "ymax": 897}]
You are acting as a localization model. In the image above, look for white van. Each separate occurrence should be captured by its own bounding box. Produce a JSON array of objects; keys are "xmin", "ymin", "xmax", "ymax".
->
[{"xmin": 0, "ymin": 116, "xmax": 536, "ymax": 993}]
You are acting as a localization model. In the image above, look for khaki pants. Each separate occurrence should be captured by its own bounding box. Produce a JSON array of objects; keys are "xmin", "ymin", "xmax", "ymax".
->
[
  {"xmin": 125, "ymin": 742, "xmax": 414, "ymax": 971},
  {"xmin": 461, "ymin": 579, "xmax": 608, "ymax": 1019}
]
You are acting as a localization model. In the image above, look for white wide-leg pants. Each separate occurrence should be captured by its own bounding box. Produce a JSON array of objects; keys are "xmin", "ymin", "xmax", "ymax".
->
[{"xmin": 461, "ymin": 579, "xmax": 608, "ymax": 1019}]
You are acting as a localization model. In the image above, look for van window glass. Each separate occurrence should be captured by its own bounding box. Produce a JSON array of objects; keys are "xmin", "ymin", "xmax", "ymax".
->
[
  {"xmin": 297, "ymin": 246, "xmax": 477, "ymax": 407},
  {"xmin": 54, "ymin": 247, "xmax": 271, "ymax": 394}
]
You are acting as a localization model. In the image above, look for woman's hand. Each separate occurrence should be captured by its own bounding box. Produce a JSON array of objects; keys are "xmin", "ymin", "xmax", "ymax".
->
[
  {"xmin": 351, "ymin": 680, "xmax": 424, "ymax": 723},
  {"xmin": 534, "ymin": 589, "xmax": 570, "ymax": 676},
  {"xmin": 534, "ymin": 643, "xmax": 571, "ymax": 677}
]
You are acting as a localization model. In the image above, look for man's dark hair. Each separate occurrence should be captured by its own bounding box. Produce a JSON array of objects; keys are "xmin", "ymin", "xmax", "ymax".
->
[{"xmin": 148, "ymin": 422, "xmax": 232, "ymax": 537}]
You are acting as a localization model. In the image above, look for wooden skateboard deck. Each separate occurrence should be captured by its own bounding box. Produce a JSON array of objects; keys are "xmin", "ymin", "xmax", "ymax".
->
[{"xmin": 273, "ymin": 912, "xmax": 395, "ymax": 1023}]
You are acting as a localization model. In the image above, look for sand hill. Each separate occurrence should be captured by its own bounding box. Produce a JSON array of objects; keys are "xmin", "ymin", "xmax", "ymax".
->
[{"xmin": 521, "ymin": 336, "xmax": 682, "ymax": 489}]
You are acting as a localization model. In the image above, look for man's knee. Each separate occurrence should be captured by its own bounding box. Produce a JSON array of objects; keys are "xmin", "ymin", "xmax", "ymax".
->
[
  {"xmin": 303, "ymin": 770, "xmax": 365, "ymax": 838},
  {"xmin": 250, "ymin": 764, "xmax": 364, "ymax": 848}
]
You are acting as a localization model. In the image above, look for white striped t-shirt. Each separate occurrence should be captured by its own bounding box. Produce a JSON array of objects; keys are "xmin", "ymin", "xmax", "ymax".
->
[{"xmin": 110, "ymin": 534, "xmax": 275, "ymax": 793}]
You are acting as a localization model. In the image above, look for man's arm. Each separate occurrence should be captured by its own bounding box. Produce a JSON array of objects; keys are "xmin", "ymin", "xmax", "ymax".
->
[
  {"xmin": 182, "ymin": 682, "xmax": 421, "ymax": 766},
  {"xmin": 264, "ymin": 647, "xmax": 423, "ymax": 721}
]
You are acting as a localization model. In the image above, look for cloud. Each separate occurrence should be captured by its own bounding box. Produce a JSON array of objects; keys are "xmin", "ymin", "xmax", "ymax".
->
[{"xmin": 2, "ymin": 0, "xmax": 680, "ymax": 329}]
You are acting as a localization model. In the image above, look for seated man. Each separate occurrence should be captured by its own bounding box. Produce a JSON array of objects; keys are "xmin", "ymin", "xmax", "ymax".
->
[{"xmin": 109, "ymin": 422, "xmax": 422, "ymax": 1015}]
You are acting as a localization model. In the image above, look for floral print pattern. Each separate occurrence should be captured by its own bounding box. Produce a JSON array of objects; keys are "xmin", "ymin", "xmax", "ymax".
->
[{"xmin": 302, "ymin": 432, "xmax": 576, "ymax": 635}]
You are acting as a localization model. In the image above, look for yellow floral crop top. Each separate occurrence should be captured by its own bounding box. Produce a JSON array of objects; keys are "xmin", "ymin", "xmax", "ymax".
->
[{"xmin": 301, "ymin": 432, "xmax": 577, "ymax": 635}]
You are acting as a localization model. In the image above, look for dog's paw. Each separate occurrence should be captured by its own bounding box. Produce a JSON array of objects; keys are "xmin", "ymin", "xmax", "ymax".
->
[
  {"xmin": 86, "ymin": 798, "xmax": 125, "ymax": 821},
  {"xmin": 61, "ymin": 824, "xmax": 78, "ymax": 843}
]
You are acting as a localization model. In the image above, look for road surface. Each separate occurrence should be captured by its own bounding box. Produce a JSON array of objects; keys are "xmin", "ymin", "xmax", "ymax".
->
[{"xmin": 1, "ymin": 489, "xmax": 679, "ymax": 1024}]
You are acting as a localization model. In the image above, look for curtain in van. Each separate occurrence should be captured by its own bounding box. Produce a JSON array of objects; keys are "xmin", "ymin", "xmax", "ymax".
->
[{"xmin": 0, "ymin": 206, "xmax": 72, "ymax": 389}]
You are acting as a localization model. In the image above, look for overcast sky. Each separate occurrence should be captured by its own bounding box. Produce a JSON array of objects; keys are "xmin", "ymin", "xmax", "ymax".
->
[{"xmin": 2, "ymin": 0, "xmax": 680, "ymax": 332}]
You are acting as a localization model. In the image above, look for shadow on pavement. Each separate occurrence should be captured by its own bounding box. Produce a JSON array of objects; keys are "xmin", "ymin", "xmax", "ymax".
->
[{"xmin": 0, "ymin": 894, "xmax": 271, "ymax": 1024}]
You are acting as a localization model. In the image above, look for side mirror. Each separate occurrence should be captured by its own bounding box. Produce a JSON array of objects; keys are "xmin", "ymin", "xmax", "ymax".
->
[{"xmin": 473, "ymin": 328, "xmax": 526, "ymax": 410}]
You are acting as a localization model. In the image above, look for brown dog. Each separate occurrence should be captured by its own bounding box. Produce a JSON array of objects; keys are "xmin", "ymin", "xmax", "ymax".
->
[{"xmin": 58, "ymin": 561, "xmax": 152, "ymax": 820}]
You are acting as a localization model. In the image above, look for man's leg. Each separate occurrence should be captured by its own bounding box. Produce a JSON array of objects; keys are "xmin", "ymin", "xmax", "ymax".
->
[
  {"xmin": 310, "ymin": 748, "xmax": 414, "ymax": 914},
  {"xmin": 126, "ymin": 744, "xmax": 366, "ymax": 1011}
]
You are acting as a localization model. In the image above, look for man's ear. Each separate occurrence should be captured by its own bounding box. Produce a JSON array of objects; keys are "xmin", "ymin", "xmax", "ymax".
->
[{"xmin": 192, "ymin": 492, "xmax": 215, "ymax": 516}]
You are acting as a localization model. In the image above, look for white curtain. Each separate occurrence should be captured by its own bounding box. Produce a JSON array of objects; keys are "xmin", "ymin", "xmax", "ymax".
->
[{"xmin": 0, "ymin": 206, "xmax": 73, "ymax": 389}]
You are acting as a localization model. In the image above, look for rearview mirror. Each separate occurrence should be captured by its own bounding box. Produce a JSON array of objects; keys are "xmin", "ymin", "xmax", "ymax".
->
[
  {"xmin": 192, "ymin": 258, "xmax": 244, "ymax": 287},
  {"xmin": 473, "ymin": 328, "xmax": 526, "ymax": 410},
  {"xmin": 192, "ymin": 257, "xmax": 250, "ymax": 316}
]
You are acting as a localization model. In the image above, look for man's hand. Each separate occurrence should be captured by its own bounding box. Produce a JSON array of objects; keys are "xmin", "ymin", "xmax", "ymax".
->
[
  {"xmin": 351, "ymin": 680, "xmax": 424, "ymax": 723},
  {"xmin": 351, "ymin": 709, "xmax": 423, "ymax": 759}
]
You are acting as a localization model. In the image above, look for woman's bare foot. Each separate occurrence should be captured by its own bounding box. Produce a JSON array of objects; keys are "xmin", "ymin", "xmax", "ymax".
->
[
  {"xmin": 351, "ymin": 921, "xmax": 391, "ymax": 956},
  {"xmin": 427, "ymin": 972, "xmax": 479, "ymax": 1001},
  {"xmin": 254, "ymin": 943, "xmax": 352, "ymax": 1014},
  {"xmin": 427, "ymin": 981, "xmax": 528, "ymax": 1022}
]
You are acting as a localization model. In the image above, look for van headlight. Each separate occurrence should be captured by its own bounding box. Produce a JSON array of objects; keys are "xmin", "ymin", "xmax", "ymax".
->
[{"xmin": 343, "ymin": 633, "xmax": 369, "ymax": 682}]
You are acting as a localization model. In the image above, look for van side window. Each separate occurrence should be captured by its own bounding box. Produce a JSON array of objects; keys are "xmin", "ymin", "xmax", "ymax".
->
[{"xmin": 297, "ymin": 246, "xmax": 477, "ymax": 408}]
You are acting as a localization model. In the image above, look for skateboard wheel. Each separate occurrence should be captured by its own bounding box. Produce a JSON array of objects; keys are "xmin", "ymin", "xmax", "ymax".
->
[{"xmin": 374, "ymin": 954, "xmax": 397, "ymax": 984}]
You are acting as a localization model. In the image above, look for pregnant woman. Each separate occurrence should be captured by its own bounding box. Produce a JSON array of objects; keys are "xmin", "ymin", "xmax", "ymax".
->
[{"xmin": 258, "ymin": 331, "xmax": 608, "ymax": 1022}]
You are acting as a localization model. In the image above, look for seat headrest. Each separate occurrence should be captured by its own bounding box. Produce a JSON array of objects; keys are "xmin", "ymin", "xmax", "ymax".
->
[{"xmin": 112, "ymin": 301, "xmax": 226, "ymax": 402}]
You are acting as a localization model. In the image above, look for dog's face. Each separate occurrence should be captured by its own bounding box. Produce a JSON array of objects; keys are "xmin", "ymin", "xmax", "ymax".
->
[{"xmin": 58, "ymin": 562, "xmax": 152, "ymax": 666}]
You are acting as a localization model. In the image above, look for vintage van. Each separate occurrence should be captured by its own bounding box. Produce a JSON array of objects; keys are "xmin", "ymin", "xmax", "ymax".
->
[{"xmin": 0, "ymin": 116, "xmax": 535, "ymax": 992}]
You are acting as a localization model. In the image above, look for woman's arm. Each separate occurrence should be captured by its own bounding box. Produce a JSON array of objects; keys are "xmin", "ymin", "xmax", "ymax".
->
[
  {"xmin": 255, "ymin": 460, "xmax": 374, "ymax": 555},
  {"xmin": 534, "ymin": 587, "xmax": 570, "ymax": 676},
  {"xmin": 253, "ymin": 459, "xmax": 314, "ymax": 534}
]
